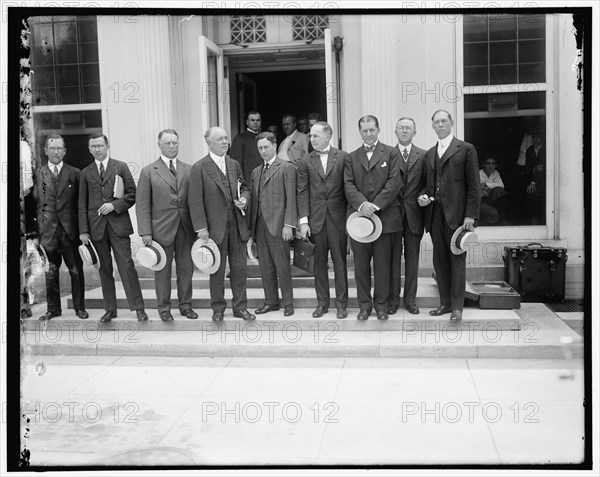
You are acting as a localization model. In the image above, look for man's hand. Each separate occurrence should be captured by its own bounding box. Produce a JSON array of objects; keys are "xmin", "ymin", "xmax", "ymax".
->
[
  {"xmin": 417, "ymin": 194, "xmax": 432, "ymax": 207},
  {"xmin": 234, "ymin": 197, "xmax": 247, "ymax": 210},
  {"xmin": 79, "ymin": 233, "xmax": 91, "ymax": 245},
  {"xmin": 527, "ymin": 182, "xmax": 537, "ymax": 194},
  {"xmin": 282, "ymin": 225, "xmax": 293, "ymax": 242},
  {"xmin": 197, "ymin": 230, "xmax": 210, "ymax": 242},
  {"xmin": 533, "ymin": 164, "xmax": 544, "ymax": 174},
  {"xmin": 360, "ymin": 202, "xmax": 378, "ymax": 217},
  {"xmin": 463, "ymin": 217, "xmax": 475, "ymax": 231},
  {"xmin": 141, "ymin": 235, "xmax": 153, "ymax": 246},
  {"xmin": 97, "ymin": 203, "xmax": 115, "ymax": 215},
  {"xmin": 299, "ymin": 223, "xmax": 311, "ymax": 240}
]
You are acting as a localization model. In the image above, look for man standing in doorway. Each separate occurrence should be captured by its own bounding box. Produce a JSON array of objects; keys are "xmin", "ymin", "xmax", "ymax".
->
[
  {"xmin": 345, "ymin": 115, "xmax": 403, "ymax": 321},
  {"xmin": 278, "ymin": 113, "xmax": 309, "ymax": 165},
  {"xmin": 36, "ymin": 134, "xmax": 87, "ymax": 321},
  {"xmin": 230, "ymin": 111, "xmax": 263, "ymax": 181},
  {"xmin": 387, "ymin": 117, "xmax": 427, "ymax": 315},
  {"xmin": 188, "ymin": 127, "xmax": 254, "ymax": 322},
  {"xmin": 136, "ymin": 129, "xmax": 197, "ymax": 322},
  {"xmin": 251, "ymin": 131, "xmax": 297, "ymax": 317},
  {"xmin": 418, "ymin": 110, "xmax": 480, "ymax": 321},
  {"xmin": 297, "ymin": 121, "xmax": 349, "ymax": 319},
  {"xmin": 79, "ymin": 133, "xmax": 147, "ymax": 323}
]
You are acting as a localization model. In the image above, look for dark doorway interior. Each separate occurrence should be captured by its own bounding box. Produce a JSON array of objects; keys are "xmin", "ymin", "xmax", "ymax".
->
[{"xmin": 238, "ymin": 69, "xmax": 326, "ymax": 138}]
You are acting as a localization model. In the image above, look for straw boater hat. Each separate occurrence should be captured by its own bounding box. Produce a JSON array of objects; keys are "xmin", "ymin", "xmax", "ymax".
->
[
  {"xmin": 346, "ymin": 212, "xmax": 383, "ymax": 243},
  {"xmin": 191, "ymin": 238, "xmax": 221, "ymax": 274},
  {"xmin": 450, "ymin": 225, "xmax": 479, "ymax": 255},
  {"xmin": 28, "ymin": 240, "xmax": 49, "ymax": 273},
  {"xmin": 78, "ymin": 242, "xmax": 100, "ymax": 269},
  {"xmin": 246, "ymin": 237, "xmax": 258, "ymax": 264},
  {"xmin": 137, "ymin": 241, "xmax": 167, "ymax": 271}
]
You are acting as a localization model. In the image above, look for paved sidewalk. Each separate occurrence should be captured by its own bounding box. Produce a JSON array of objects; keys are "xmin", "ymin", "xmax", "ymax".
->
[{"xmin": 20, "ymin": 355, "xmax": 585, "ymax": 466}]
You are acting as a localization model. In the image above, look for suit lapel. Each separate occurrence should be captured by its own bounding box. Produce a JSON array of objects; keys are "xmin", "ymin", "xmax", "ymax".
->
[
  {"xmin": 440, "ymin": 138, "xmax": 460, "ymax": 167},
  {"xmin": 225, "ymin": 157, "xmax": 239, "ymax": 200},
  {"xmin": 155, "ymin": 158, "xmax": 177, "ymax": 192},
  {"xmin": 325, "ymin": 148, "xmax": 337, "ymax": 177},
  {"xmin": 358, "ymin": 149, "xmax": 369, "ymax": 171},
  {"xmin": 175, "ymin": 159, "xmax": 186, "ymax": 191},
  {"xmin": 102, "ymin": 159, "xmax": 116, "ymax": 185},
  {"xmin": 204, "ymin": 157, "xmax": 227, "ymax": 195},
  {"xmin": 408, "ymin": 147, "xmax": 421, "ymax": 172},
  {"xmin": 310, "ymin": 151, "xmax": 325, "ymax": 179},
  {"xmin": 263, "ymin": 158, "xmax": 280, "ymax": 186},
  {"xmin": 367, "ymin": 143, "xmax": 384, "ymax": 171},
  {"xmin": 57, "ymin": 164, "xmax": 69, "ymax": 196}
]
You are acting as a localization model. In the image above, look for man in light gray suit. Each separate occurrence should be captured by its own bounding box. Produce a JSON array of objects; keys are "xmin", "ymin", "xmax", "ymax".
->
[
  {"xmin": 136, "ymin": 129, "xmax": 197, "ymax": 322},
  {"xmin": 277, "ymin": 113, "xmax": 310, "ymax": 165}
]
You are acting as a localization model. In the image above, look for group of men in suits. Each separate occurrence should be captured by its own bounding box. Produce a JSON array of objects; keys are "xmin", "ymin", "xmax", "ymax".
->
[{"xmin": 34, "ymin": 109, "xmax": 479, "ymax": 323}]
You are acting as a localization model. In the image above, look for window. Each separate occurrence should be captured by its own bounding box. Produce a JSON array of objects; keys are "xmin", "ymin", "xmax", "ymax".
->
[
  {"xmin": 292, "ymin": 15, "xmax": 329, "ymax": 41},
  {"xmin": 28, "ymin": 15, "xmax": 102, "ymax": 170},
  {"xmin": 230, "ymin": 15, "xmax": 267, "ymax": 44},
  {"xmin": 462, "ymin": 14, "xmax": 547, "ymax": 227}
]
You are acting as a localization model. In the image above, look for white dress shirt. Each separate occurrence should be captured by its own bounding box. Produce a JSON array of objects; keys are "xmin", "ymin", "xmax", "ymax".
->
[
  {"xmin": 398, "ymin": 143, "xmax": 412, "ymax": 162},
  {"xmin": 161, "ymin": 154, "xmax": 177, "ymax": 172},
  {"xmin": 95, "ymin": 158, "xmax": 109, "ymax": 175},
  {"xmin": 209, "ymin": 151, "xmax": 227, "ymax": 176},
  {"xmin": 437, "ymin": 134, "xmax": 454, "ymax": 158},
  {"xmin": 364, "ymin": 140, "xmax": 379, "ymax": 161},
  {"xmin": 49, "ymin": 161, "xmax": 63, "ymax": 175}
]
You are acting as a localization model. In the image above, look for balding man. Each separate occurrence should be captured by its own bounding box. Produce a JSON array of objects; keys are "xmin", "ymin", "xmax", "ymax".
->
[
  {"xmin": 188, "ymin": 127, "xmax": 254, "ymax": 322},
  {"xmin": 278, "ymin": 113, "xmax": 309, "ymax": 165},
  {"xmin": 297, "ymin": 122, "xmax": 350, "ymax": 319}
]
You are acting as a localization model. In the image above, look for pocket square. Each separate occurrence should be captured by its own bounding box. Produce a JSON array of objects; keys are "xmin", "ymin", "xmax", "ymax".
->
[{"xmin": 381, "ymin": 161, "xmax": 387, "ymax": 168}]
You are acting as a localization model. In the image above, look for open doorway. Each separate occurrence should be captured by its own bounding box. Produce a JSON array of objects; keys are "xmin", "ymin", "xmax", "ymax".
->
[{"xmin": 231, "ymin": 69, "xmax": 327, "ymax": 143}]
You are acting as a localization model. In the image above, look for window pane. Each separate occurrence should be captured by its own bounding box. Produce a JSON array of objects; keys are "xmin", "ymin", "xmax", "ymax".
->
[
  {"xmin": 53, "ymin": 21, "xmax": 78, "ymax": 64},
  {"xmin": 518, "ymin": 91, "xmax": 545, "ymax": 109},
  {"xmin": 56, "ymin": 65, "xmax": 80, "ymax": 104},
  {"xmin": 80, "ymin": 42, "xmax": 99, "ymax": 63},
  {"xmin": 464, "ymin": 94, "xmax": 488, "ymax": 113},
  {"xmin": 519, "ymin": 63, "xmax": 545, "ymax": 83},
  {"xmin": 464, "ymin": 66, "xmax": 488, "ymax": 86},
  {"xmin": 518, "ymin": 14, "xmax": 545, "ymax": 39},
  {"xmin": 30, "ymin": 22, "xmax": 54, "ymax": 66},
  {"xmin": 490, "ymin": 64, "xmax": 517, "ymax": 84},
  {"xmin": 464, "ymin": 43, "xmax": 488, "ymax": 66},
  {"xmin": 519, "ymin": 39, "xmax": 545, "ymax": 63},
  {"xmin": 81, "ymin": 64, "xmax": 101, "ymax": 103},
  {"xmin": 489, "ymin": 14, "xmax": 517, "ymax": 41},
  {"xmin": 31, "ymin": 65, "xmax": 56, "ymax": 106},
  {"xmin": 78, "ymin": 20, "xmax": 98, "ymax": 42},
  {"xmin": 489, "ymin": 93, "xmax": 517, "ymax": 112},
  {"xmin": 490, "ymin": 41, "xmax": 516, "ymax": 65},
  {"xmin": 84, "ymin": 110, "xmax": 102, "ymax": 128},
  {"xmin": 463, "ymin": 16, "xmax": 488, "ymax": 42}
]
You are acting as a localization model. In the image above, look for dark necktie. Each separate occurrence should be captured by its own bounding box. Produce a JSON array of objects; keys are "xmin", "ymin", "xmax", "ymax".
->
[
  {"xmin": 364, "ymin": 144, "xmax": 375, "ymax": 153},
  {"xmin": 99, "ymin": 162, "xmax": 104, "ymax": 181},
  {"xmin": 53, "ymin": 165, "xmax": 59, "ymax": 178},
  {"xmin": 403, "ymin": 148, "xmax": 409, "ymax": 161},
  {"xmin": 169, "ymin": 159, "xmax": 177, "ymax": 177}
]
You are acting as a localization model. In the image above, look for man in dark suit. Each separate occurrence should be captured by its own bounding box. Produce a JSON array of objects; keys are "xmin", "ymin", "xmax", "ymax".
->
[
  {"xmin": 387, "ymin": 117, "xmax": 427, "ymax": 315},
  {"xmin": 36, "ymin": 134, "xmax": 87, "ymax": 321},
  {"xmin": 297, "ymin": 121, "xmax": 349, "ymax": 319},
  {"xmin": 229, "ymin": 111, "xmax": 263, "ymax": 182},
  {"xmin": 278, "ymin": 114, "xmax": 310, "ymax": 165},
  {"xmin": 344, "ymin": 115, "xmax": 403, "ymax": 321},
  {"xmin": 524, "ymin": 130, "xmax": 546, "ymax": 225},
  {"xmin": 79, "ymin": 133, "xmax": 147, "ymax": 323},
  {"xmin": 251, "ymin": 131, "xmax": 298, "ymax": 316},
  {"xmin": 418, "ymin": 110, "xmax": 480, "ymax": 321},
  {"xmin": 188, "ymin": 127, "xmax": 255, "ymax": 322},
  {"xmin": 136, "ymin": 129, "xmax": 197, "ymax": 322}
]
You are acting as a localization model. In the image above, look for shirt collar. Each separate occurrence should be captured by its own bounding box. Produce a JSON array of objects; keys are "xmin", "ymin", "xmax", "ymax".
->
[
  {"xmin": 95, "ymin": 157, "xmax": 109, "ymax": 169},
  {"xmin": 398, "ymin": 143, "xmax": 412, "ymax": 155},
  {"xmin": 49, "ymin": 161, "xmax": 63, "ymax": 172},
  {"xmin": 247, "ymin": 128, "xmax": 259, "ymax": 135},
  {"xmin": 438, "ymin": 134, "xmax": 453, "ymax": 149},
  {"xmin": 316, "ymin": 147, "xmax": 330, "ymax": 155},
  {"xmin": 364, "ymin": 141, "xmax": 379, "ymax": 149},
  {"xmin": 264, "ymin": 156, "xmax": 276, "ymax": 167},
  {"xmin": 161, "ymin": 155, "xmax": 177, "ymax": 166},
  {"xmin": 209, "ymin": 151, "xmax": 225, "ymax": 164}
]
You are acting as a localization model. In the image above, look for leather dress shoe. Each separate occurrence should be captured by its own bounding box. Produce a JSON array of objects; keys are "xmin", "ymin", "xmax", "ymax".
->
[
  {"xmin": 429, "ymin": 305, "xmax": 452, "ymax": 316},
  {"xmin": 75, "ymin": 309, "xmax": 89, "ymax": 319},
  {"xmin": 405, "ymin": 304, "xmax": 420, "ymax": 315},
  {"xmin": 387, "ymin": 304, "xmax": 398, "ymax": 315},
  {"xmin": 377, "ymin": 310, "xmax": 389, "ymax": 321},
  {"xmin": 136, "ymin": 309, "xmax": 149, "ymax": 321},
  {"xmin": 100, "ymin": 310, "xmax": 117, "ymax": 323},
  {"xmin": 181, "ymin": 309, "xmax": 198, "ymax": 320},
  {"xmin": 284, "ymin": 305, "xmax": 294, "ymax": 316},
  {"xmin": 233, "ymin": 309, "xmax": 256, "ymax": 321},
  {"xmin": 255, "ymin": 304, "xmax": 280, "ymax": 314},
  {"xmin": 159, "ymin": 311, "xmax": 173, "ymax": 322},
  {"xmin": 312, "ymin": 305, "xmax": 328, "ymax": 318},
  {"xmin": 450, "ymin": 309, "xmax": 463, "ymax": 321},
  {"xmin": 357, "ymin": 309, "xmax": 371, "ymax": 320},
  {"xmin": 336, "ymin": 308, "xmax": 348, "ymax": 319},
  {"xmin": 39, "ymin": 311, "xmax": 61, "ymax": 321},
  {"xmin": 212, "ymin": 310, "xmax": 224, "ymax": 322}
]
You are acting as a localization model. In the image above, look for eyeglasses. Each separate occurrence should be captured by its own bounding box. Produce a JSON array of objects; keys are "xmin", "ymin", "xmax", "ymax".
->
[
  {"xmin": 89, "ymin": 145, "xmax": 107, "ymax": 150},
  {"xmin": 46, "ymin": 147, "xmax": 65, "ymax": 152}
]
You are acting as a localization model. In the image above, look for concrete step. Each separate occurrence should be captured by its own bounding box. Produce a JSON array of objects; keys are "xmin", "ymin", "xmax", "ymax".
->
[
  {"xmin": 21, "ymin": 307, "xmax": 523, "ymax": 332},
  {"xmin": 69, "ymin": 277, "xmax": 450, "ymax": 309},
  {"xmin": 21, "ymin": 304, "xmax": 582, "ymax": 359}
]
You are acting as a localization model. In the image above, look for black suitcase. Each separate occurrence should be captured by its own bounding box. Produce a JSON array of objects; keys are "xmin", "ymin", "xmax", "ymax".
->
[{"xmin": 503, "ymin": 243, "xmax": 567, "ymax": 303}]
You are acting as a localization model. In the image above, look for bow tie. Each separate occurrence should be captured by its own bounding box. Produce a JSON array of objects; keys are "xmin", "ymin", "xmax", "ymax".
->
[
  {"xmin": 314, "ymin": 149, "xmax": 328, "ymax": 155},
  {"xmin": 364, "ymin": 144, "xmax": 375, "ymax": 153}
]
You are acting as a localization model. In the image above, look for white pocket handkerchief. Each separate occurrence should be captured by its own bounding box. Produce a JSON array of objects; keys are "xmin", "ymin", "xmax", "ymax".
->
[{"xmin": 381, "ymin": 161, "xmax": 387, "ymax": 168}]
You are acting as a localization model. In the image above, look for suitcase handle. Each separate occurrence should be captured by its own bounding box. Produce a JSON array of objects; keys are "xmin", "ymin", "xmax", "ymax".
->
[{"xmin": 525, "ymin": 243, "xmax": 543, "ymax": 248}]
